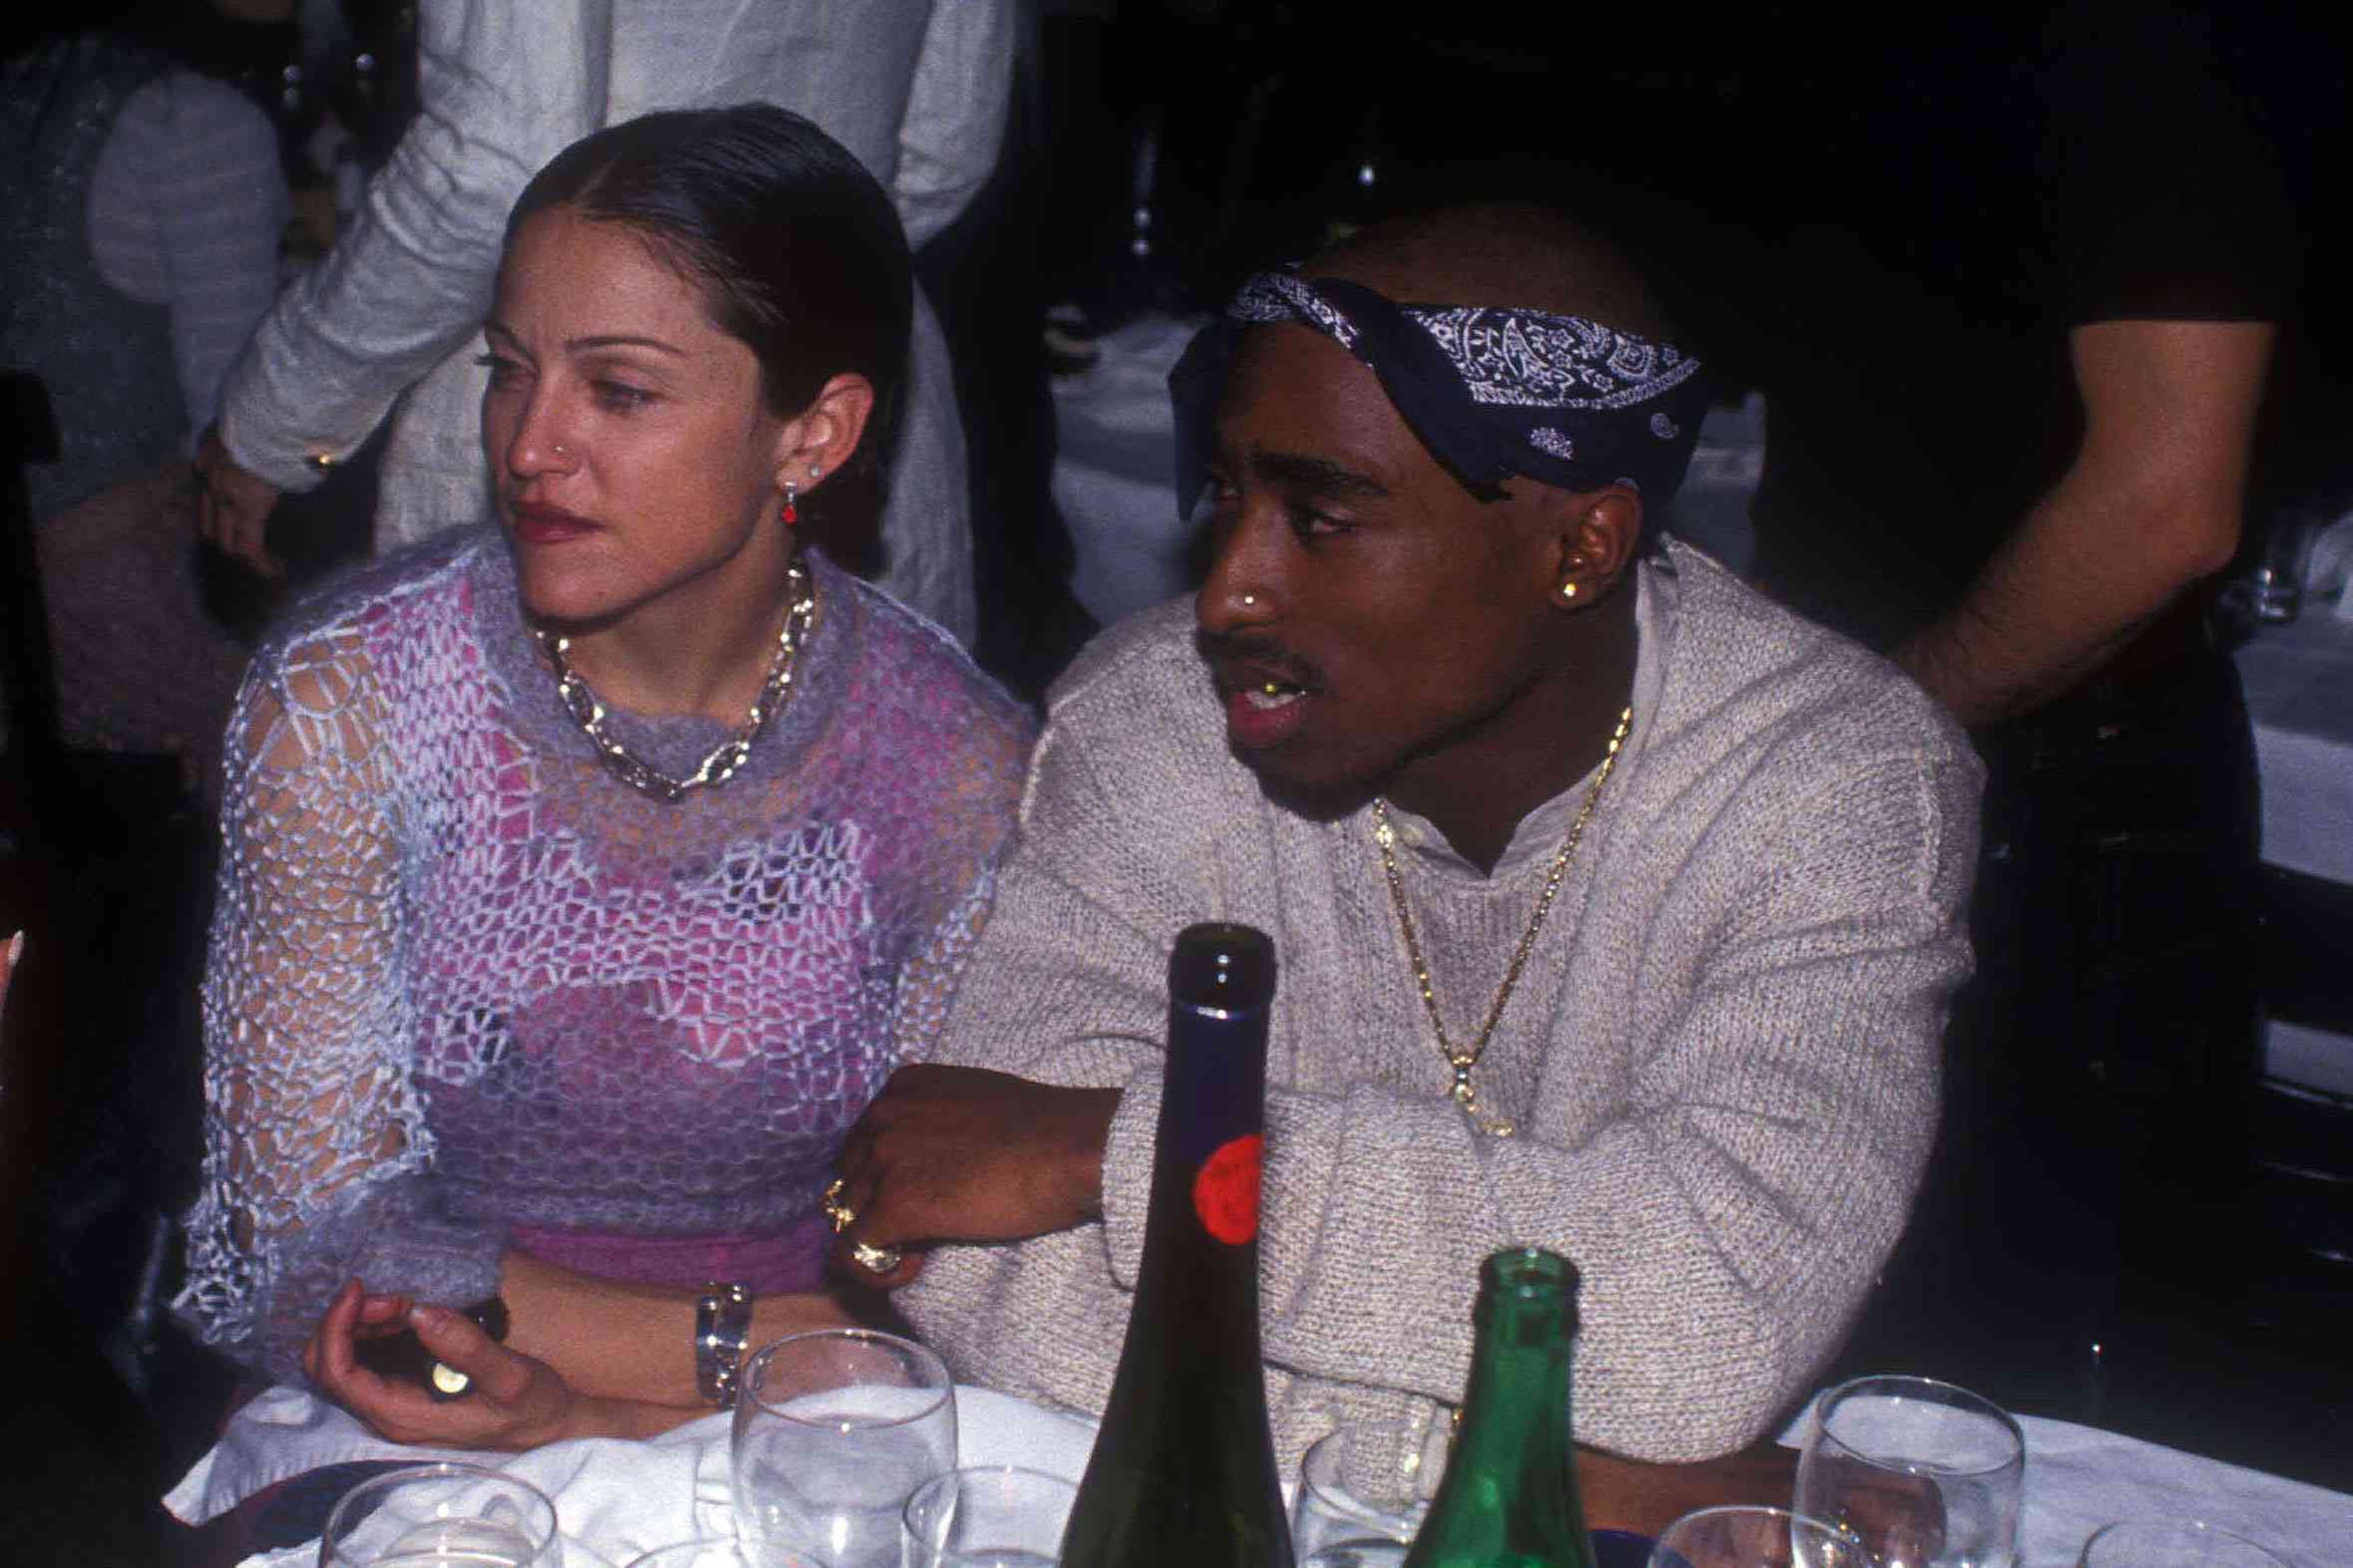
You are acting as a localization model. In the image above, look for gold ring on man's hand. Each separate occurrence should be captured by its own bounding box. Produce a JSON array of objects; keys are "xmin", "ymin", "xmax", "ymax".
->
[
  {"xmin": 848, "ymin": 1239, "xmax": 903, "ymax": 1274},
  {"xmin": 822, "ymin": 1177, "xmax": 856, "ymax": 1235}
]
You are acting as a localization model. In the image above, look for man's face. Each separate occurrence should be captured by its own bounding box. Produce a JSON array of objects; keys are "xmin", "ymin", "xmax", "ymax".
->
[{"xmin": 1193, "ymin": 323, "xmax": 1564, "ymax": 815}]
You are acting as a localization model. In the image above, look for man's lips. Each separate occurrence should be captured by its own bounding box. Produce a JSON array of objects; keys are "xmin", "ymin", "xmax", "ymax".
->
[
  {"xmin": 1205, "ymin": 650, "xmax": 1317, "ymax": 752},
  {"xmin": 1224, "ymin": 681, "xmax": 1311, "ymax": 751},
  {"xmin": 507, "ymin": 499, "xmax": 598, "ymax": 544}
]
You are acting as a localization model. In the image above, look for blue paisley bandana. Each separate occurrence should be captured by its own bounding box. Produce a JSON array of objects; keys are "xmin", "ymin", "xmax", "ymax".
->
[{"xmin": 1171, "ymin": 269, "xmax": 1708, "ymax": 514}]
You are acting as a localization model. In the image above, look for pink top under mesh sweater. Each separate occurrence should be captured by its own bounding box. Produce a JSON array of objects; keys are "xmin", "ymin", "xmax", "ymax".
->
[{"xmin": 173, "ymin": 530, "xmax": 1035, "ymax": 1382}]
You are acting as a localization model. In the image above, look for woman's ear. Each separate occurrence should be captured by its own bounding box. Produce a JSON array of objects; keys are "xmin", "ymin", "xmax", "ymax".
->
[
  {"xmin": 1547, "ymin": 483, "xmax": 1644, "ymax": 609},
  {"xmin": 774, "ymin": 372, "xmax": 877, "ymax": 507}
]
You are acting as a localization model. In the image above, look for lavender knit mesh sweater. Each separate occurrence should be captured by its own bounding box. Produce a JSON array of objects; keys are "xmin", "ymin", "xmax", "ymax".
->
[
  {"xmin": 174, "ymin": 530, "xmax": 1034, "ymax": 1382},
  {"xmin": 901, "ymin": 543, "xmax": 1981, "ymax": 1468}
]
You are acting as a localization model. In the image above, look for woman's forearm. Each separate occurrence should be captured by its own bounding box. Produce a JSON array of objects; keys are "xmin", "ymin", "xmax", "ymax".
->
[{"xmin": 498, "ymin": 1250, "xmax": 856, "ymax": 1407}]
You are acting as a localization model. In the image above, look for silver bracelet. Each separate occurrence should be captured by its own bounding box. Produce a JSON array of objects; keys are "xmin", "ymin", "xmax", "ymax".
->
[{"xmin": 695, "ymin": 1280, "xmax": 755, "ymax": 1408}]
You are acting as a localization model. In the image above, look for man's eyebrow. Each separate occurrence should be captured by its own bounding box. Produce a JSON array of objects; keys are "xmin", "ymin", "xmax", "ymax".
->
[{"xmin": 1246, "ymin": 449, "xmax": 1391, "ymax": 498}]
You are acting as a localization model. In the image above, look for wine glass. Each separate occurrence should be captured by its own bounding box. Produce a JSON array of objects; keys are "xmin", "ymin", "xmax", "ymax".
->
[
  {"xmin": 317, "ymin": 1461, "xmax": 561, "ymax": 1567},
  {"xmin": 1297, "ymin": 1542, "xmax": 1410, "ymax": 1568},
  {"xmin": 730, "ymin": 1328, "xmax": 958, "ymax": 1568},
  {"xmin": 1794, "ymin": 1375, "xmax": 2024, "ymax": 1568},
  {"xmin": 901, "ymin": 1465, "xmax": 1077, "ymax": 1567},
  {"xmin": 621, "ymin": 1541, "xmax": 779, "ymax": 1568},
  {"xmin": 1290, "ymin": 1417, "xmax": 1445, "ymax": 1556},
  {"xmin": 1648, "ymin": 1506, "xmax": 1869, "ymax": 1568},
  {"xmin": 2077, "ymin": 1519, "xmax": 2291, "ymax": 1568}
]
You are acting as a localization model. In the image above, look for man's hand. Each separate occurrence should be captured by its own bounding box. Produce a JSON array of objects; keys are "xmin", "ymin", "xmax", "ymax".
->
[
  {"xmin": 196, "ymin": 426, "xmax": 286, "ymax": 578},
  {"xmin": 1576, "ymin": 1439, "xmax": 1800, "ymax": 1537},
  {"xmin": 303, "ymin": 1279, "xmax": 625, "ymax": 1450},
  {"xmin": 830, "ymin": 1066, "xmax": 1121, "ymax": 1288}
]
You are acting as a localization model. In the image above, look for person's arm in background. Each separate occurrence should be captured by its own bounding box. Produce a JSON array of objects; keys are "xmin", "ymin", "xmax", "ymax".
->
[
  {"xmin": 1896, "ymin": 1, "xmax": 2295, "ymax": 727},
  {"xmin": 199, "ymin": 0, "xmax": 611, "ymax": 572},
  {"xmin": 1892, "ymin": 318, "xmax": 2274, "ymax": 725},
  {"xmin": 891, "ymin": 0, "xmax": 1016, "ymax": 249}
]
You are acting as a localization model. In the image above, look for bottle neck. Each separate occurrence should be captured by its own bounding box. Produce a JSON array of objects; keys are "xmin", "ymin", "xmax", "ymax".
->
[
  {"xmin": 1453, "ymin": 1293, "xmax": 1574, "ymax": 1465},
  {"xmin": 1143, "ymin": 982, "xmax": 1270, "ymax": 1244}
]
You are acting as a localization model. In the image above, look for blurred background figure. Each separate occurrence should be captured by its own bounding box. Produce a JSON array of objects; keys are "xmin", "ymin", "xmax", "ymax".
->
[
  {"xmin": 197, "ymin": 0, "xmax": 1013, "ymax": 650},
  {"xmin": 2, "ymin": 9, "xmax": 315, "ymax": 1556},
  {"xmin": 2, "ymin": 1, "xmax": 291, "ymax": 791}
]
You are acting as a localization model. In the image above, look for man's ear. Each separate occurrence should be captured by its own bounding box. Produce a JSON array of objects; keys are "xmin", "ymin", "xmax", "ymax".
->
[
  {"xmin": 774, "ymin": 372, "xmax": 876, "ymax": 512},
  {"xmin": 1546, "ymin": 483, "xmax": 1643, "ymax": 609}
]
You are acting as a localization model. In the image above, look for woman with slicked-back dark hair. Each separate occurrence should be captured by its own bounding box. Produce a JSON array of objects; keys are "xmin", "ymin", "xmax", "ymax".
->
[
  {"xmin": 505, "ymin": 106, "xmax": 914, "ymax": 576},
  {"xmin": 167, "ymin": 106, "xmax": 1034, "ymax": 1535}
]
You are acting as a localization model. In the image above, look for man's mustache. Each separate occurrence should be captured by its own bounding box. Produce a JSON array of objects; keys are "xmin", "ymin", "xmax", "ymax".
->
[{"xmin": 1194, "ymin": 628, "xmax": 1321, "ymax": 691}]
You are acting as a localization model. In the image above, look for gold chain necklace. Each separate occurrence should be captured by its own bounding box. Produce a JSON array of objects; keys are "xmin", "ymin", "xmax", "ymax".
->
[
  {"xmin": 1369, "ymin": 705, "xmax": 1633, "ymax": 1136},
  {"xmin": 534, "ymin": 557, "xmax": 817, "ymax": 802}
]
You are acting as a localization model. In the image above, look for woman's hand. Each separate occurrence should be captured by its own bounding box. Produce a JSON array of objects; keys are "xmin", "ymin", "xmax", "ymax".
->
[{"xmin": 304, "ymin": 1279, "xmax": 608, "ymax": 1450}]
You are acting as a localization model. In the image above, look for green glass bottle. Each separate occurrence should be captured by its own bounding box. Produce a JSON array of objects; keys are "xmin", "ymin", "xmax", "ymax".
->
[
  {"xmin": 1059, "ymin": 923, "xmax": 1294, "ymax": 1568},
  {"xmin": 1401, "ymin": 1248, "xmax": 1597, "ymax": 1568}
]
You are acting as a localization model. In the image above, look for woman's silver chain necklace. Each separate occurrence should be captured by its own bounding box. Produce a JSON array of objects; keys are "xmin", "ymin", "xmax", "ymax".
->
[{"xmin": 533, "ymin": 557, "xmax": 817, "ymax": 802}]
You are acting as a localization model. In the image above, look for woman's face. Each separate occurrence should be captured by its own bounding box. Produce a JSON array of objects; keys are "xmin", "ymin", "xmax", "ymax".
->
[{"xmin": 482, "ymin": 205, "xmax": 796, "ymax": 628}]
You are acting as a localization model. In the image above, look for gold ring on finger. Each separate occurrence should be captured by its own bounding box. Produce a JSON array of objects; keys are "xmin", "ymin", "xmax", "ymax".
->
[
  {"xmin": 821, "ymin": 1177, "xmax": 856, "ymax": 1234},
  {"xmin": 848, "ymin": 1239, "xmax": 902, "ymax": 1274}
]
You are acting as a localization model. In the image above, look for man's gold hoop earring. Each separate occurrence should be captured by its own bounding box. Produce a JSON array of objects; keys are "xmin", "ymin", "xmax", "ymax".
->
[{"xmin": 1560, "ymin": 580, "xmax": 1578, "ymax": 601}]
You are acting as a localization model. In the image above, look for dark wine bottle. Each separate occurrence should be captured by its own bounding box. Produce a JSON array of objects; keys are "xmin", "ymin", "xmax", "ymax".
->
[
  {"xmin": 1400, "ymin": 1249, "xmax": 1597, "ymax": 1568},
  {"xmin": 1060, "ymin": 922, "xmax": 1294, "ymax": 1568}
]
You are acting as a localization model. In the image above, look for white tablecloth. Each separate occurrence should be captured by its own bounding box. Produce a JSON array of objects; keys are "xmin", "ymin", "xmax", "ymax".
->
[
  {"xmin": 2237, "ymin": 604, "xmax": 2353, "ymax": 888},
  {"xmin": 176, "ymin": 1384, "xmax": 1097, "ymax": 1568},
  {"xmin": 183, "ymin": 1384, "xmax": 2348, "ymax": 1568},
  {"xmin": 2234, "ymin": 607, "xmax": 2353, "ymax": 1098}
]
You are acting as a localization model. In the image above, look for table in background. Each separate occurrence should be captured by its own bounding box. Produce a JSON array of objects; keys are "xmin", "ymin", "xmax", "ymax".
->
[{"xmin": 2235, "ymin": 604, "xmax": 2353, "ymax": 1097}]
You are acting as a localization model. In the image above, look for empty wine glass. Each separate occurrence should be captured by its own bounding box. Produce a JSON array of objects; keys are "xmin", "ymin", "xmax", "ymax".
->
[
  {"xmin": 1290, "ymin": 1417, "xmax": 1446, "ymax": 1556},
  {"xmin": 901, "ymin": 1465, "xmax": 1076, "ymax": 1568},
  {"xmin": 1648, "ymin": 1505, "xmax": 1869, "ymax": 1568},
  {"xmin": 317, "ymin": 1461, "xmax": 561, "ymax": 1568},
  {"xmin": 730, "ymin": 1328, "xmax": 958, "ymax": 1568},
  {"xmin": 2077, "ymin": 1519, "xmax": 2290, "ymax": 1568},
  {"xmin": 621, "ymin": 1540, "xmax": 806, "ymax": 1568},
  {"xmin": 1794, "ymin": 1376, "xmax": 2024, "ymax": 1568}
]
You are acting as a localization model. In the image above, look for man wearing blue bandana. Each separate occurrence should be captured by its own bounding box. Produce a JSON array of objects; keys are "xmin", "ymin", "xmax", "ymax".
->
[{"xmin": 829, "ymin": 205, "xmax": 1983, "ymax": 1468}]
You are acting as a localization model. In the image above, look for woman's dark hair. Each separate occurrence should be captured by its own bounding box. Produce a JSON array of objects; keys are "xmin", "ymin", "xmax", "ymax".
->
[{"xmin": 504, "ymin": 104, "xmax": 912, "ymax": 573}]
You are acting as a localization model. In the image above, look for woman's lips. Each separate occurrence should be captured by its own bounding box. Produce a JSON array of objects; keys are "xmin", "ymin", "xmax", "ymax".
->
[{"xmin": 509, "ymin": 501, "xmax": 597, "ymax": 545}]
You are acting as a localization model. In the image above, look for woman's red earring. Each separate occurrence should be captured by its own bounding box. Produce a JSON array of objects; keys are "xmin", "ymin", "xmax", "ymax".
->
[{"xmin": 783, "ymin": 481, "xmax": 799, "ymax": 525}]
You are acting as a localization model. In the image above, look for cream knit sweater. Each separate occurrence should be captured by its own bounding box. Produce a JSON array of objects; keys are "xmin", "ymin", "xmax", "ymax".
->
[{"xmin": 901, "ymin": 542, "xmax": 1981, "ymax": 1467}]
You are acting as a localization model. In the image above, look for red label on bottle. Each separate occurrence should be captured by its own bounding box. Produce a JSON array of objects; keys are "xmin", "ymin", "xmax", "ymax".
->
[{"xmin": 1192, "ymin": 1133, "xmax": 1262, "ymax": 1244}]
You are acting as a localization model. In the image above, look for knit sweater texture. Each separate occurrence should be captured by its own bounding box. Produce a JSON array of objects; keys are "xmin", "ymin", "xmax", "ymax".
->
[
  {"xmin": 175, "ymin": 529, "xmax": 1034, "ymax": 1383},
  {"xmin": 900, "ymin": 541, "xmax": 1981, "ymax": 1467}
]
